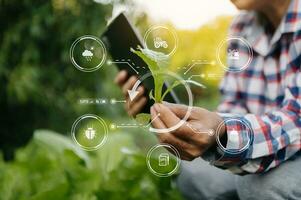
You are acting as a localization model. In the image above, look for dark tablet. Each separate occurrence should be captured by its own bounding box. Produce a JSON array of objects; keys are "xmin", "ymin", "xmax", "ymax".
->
[{"xmin": 101, "ymin": 13, "xmax": 179, "ymax": 113}]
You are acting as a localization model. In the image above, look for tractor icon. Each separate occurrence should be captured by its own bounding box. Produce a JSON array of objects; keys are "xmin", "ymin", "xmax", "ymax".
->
[{"xmin": 154, "ymin": 37, "xmax": 168, "ymax": 49}]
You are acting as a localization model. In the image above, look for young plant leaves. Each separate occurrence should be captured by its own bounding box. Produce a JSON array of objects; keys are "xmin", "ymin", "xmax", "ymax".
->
[
  {"xmin": 131, "ymin": 47, "xmax": 206, "ymax": 124},
  {"xmin": 131, "ymin": 47, "xmax": 169, "ymax": 102}
]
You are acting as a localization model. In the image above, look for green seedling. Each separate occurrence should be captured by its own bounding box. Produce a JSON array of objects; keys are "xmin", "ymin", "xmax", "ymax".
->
[{"xmin": 131, "ymin": 47, "xmax": 206, "ymax": 124}]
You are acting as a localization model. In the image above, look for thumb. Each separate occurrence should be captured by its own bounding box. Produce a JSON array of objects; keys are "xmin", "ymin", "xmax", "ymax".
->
[{"xmin": 163, "ymin": 101, "xmax": 190, "ymax": 119}]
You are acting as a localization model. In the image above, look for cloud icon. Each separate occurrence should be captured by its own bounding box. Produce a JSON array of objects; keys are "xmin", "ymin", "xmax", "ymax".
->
[
  {"xmin": 82, "ymin": 50, "xmax": 93, "ymax": 61},
  {"xmin": 82, "ymin": 50, "xmax": 93, "ymax": 57}
]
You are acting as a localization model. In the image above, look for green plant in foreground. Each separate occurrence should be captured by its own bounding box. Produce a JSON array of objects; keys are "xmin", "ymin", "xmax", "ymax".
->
[
  {"xmin": 0, "ymin": 130, "xmax": 183, "ymax": 199},
  {"xmin": 131, "ymin": 47, "xmax": 169, "ymax": 103},
  {"xmin": 131, "ymin": 47, "xmax": 205, "ymax": 123}
]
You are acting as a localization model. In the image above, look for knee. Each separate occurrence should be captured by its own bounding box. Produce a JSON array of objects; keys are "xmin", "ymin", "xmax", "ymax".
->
[
  {"xmin": 236, "ymin": 165, "xmax": 301, "ymax": 200},
  {"xmin": 177, "ymin": 159, "xmax": 237, "ymax": 200},
  {"xmin": 177, "ymin": 160, "xmax": 207, "ymax": 200}
]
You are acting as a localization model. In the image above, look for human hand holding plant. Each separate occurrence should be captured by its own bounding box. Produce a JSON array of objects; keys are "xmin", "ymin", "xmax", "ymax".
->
[
  {"xmin": 150, "ymin": 102, "xmax": 226, "ymax": 161},
  {"xmin": 114, "ymin": 47, "xmax": 224, "ymax": 160}
]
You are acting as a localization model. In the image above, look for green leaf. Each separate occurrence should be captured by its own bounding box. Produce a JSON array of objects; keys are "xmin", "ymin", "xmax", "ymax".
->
[
  {"xmin": 29, "ymin": 181, "xmax": 69, "ymax": 200},
  {"xmin": 160, "ymin": 80, "xmax": 182, "ymax": 101},
  {"xmin": 135, "ymin": 113, "xmax": 151, "ymax": 125},
  {"xmin": 131, "ymin": 47, "xmax": 160, "ymax": 73},
  {"xmin": 149, "ymin": 90, "xmax": 155, "ymax": 101},
  {"xmin": 138, "ymin": 48, "xmax": 169, "ymax": 68},
  {"xmin": 33, "ymin": 130, "xmax": 90, "ymax": 165},
  {"xmin": 131, "ymin": 47, "xmax": 169, "ymax": 102}
]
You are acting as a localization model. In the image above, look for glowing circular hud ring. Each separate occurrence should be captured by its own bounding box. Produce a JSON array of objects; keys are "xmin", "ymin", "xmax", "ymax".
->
[
  {"xmin": 146, "ymin": 143, "xmax": 181, "ymax": 177},
  {"xmin": 70, "ymin": 35, "xmax": 107, "ymax": 72},
  {"xmin": 215, "ymin": 118, "xmax": 252, "ymax": 155},
  {"xmin": 135, "ymin": 71, "xmax": 193, "ymax": 133},
  {"xmin": 71, "ymin": 114, "xmax": 108, "ymax": 151},
  {"xmin": 216, "ymin": 37, "xmax": 253, "ymax": 72},
  {"xmin": 143, "ymin": 26, "xmax": 178, "ymax": 57}
]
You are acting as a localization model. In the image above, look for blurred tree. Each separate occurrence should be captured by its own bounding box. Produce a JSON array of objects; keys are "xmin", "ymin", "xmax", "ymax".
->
[
  {"xmin": 170, "ymin": 16, "xmax": 232, "ymax": 109},
  {"xmin": 0, "ymin": 0, "xmax": 117, "ymax": 160}
]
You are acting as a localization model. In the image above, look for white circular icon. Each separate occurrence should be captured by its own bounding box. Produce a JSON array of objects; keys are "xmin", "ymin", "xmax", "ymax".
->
[
  {"xmin": 216, "ymin": 37, "xmax": 253, "ymax": 72},
  {"xmin": 144, "ymin": 26, "xmax": 178, "ymax": 57},
  {"xmin": 70, "ymin": 35, "xmax": 107, "ymax": 72},
  {"xmin": 146, "ymin": 144, "xmax": 180, "ymax": 177},
  {"xmin": 71, "ymin": 114, "xmax": 108, "ymax": 151},
  {"xmin": 216, "ymin": 118, "xmax": 252, "ymax": 155}
]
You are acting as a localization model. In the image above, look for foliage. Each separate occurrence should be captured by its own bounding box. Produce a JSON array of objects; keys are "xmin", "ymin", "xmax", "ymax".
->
[
  {"xmin": 0, "ymin": 130, "xmax": 183, "ymax": 200},
  {"xmin": 0, "ymin": 0, "xmax": 125, "ymax": 158}
]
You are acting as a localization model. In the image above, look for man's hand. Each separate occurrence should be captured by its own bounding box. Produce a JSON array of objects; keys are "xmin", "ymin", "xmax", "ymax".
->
[
  {"xmin": 114, "ymin": 70, "xmax": 147, "ymax": 117},
  {"xmin": 150, "ymin": 102, "xmax": 226, "ymax": 161}
]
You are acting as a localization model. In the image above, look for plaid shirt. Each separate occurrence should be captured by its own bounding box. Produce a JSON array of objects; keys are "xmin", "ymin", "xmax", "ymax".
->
[{"xmin": 210, "ymin": 0, "xmax": 301, "ymax": 174}]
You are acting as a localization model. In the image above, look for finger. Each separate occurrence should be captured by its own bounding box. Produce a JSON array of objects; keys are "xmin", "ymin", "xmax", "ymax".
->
[
  {"xmin": 125, "ymin": 86, "xmax": 146, "ymax": 112},
  {"xmin": 162, "ymin": 101, "xmax": 191, "ymax": 119},
  {"xmin": 153, "ymin": 103, "xmax": 180, "ymax": 128},
  {"xmin": 128, "ymin": 86, "xmax": 145, "ymax": 106},
  {"xmin": 181, "ymin": 155, "xmax": 194, "ymax": 161},
  {"xmin": 150, "ymin": 106, "xmax": 166, "ymax": 129},
  {"xmin": 158, "ymin": 133, "xmax": 196, "ymax": 160},
  {"xmin": 161, "ymin": 137, "xmax": 202, "ymax": 161},
  {"xmin": 122, "ymin": 76, "xmax": 138, "ymax": 97},
  {"xmin": 128, "ymin": 97, "xmax": 147, "ymax": 117},
  {"xmin": 114, "ymin": 70, "xmax": 128, "ymax": 86},
  {"xmin": 136, "ymin": 86, "xmax": 145, "ymax": 99},
  {"xmin": 151, "ymin": 107, "xmax": 196, "ymax": 160},
  {"xmin": 163, "ymin": 101, "xmax": 203, "ymax": 122},
  {"xmin": 154, "ymin": 103, "xmax": 197, "ymax": 141}
]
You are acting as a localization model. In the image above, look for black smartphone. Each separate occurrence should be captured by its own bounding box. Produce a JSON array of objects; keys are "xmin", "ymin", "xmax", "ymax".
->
[{"xmin": 101, "ymin": 13, "xmax": 179, "ymax": 113}]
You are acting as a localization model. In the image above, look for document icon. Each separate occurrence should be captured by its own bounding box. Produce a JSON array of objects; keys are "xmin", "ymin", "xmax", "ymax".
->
[
  {"xmin": 84, "ymin": 127, "xmax": 96, "ymax": 140},
  {"xmin": 159, "ymin": 153, "xmax": 169, "ymax": 167}
]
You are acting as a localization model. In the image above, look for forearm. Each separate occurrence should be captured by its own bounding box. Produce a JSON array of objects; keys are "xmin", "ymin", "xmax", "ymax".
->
[{"xmin": 204, "ymin": 103, "xmax": 301, "ymax": 174}]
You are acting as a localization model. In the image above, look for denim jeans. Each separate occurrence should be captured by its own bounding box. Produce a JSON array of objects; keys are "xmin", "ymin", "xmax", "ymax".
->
[{"xmin": 177, "ymin": 156, "xmax": 301, "ymax": 200}]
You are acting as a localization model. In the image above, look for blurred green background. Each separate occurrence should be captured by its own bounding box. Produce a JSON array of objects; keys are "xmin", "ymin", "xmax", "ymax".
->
[{"xmin": 0, "ymin": 0, "xmax": 231, "ymax": 199}]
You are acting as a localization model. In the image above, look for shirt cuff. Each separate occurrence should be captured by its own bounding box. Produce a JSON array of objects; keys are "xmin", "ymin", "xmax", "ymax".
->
[{"xmin": 203, "ymin": 113, "xmax": 253, "ymax": 169}]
